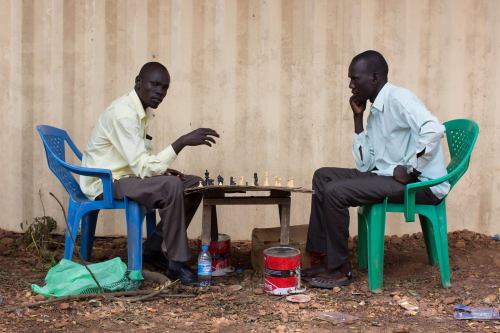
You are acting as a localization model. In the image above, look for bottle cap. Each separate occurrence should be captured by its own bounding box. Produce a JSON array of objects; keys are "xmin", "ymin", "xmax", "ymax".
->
[{"xmin": 201, "ymin": 245, "xmax": 209, "ymax": 251}]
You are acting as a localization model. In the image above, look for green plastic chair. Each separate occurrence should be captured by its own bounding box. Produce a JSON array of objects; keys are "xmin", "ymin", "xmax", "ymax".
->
[{"xmin": 357, "ymin": 119, "xmax": 479, "ymax": 293}]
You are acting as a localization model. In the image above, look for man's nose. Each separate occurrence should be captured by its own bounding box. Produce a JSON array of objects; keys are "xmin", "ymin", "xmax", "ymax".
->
[{"xmin": 349, "ymin": 80, "xmax": 354, "ymax": 89}]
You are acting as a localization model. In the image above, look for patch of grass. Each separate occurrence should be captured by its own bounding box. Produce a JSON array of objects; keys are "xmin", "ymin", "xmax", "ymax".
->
[{"xmin": 19, "ymin": 215, "xmax": 60, "ymax": 267}]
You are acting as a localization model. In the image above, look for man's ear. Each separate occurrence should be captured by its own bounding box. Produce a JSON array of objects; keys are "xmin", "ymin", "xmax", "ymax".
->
[{"xmin": 135, "ymin": 75, "xmax": 142, "ymax": 89}]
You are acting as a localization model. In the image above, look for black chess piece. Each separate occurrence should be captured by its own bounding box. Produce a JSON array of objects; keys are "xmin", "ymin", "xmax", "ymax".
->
[
  {"xmin": 254, "ymin": 172, "xmax": 259, "ymax": 186},
  {"xmin": 204, "ymin": 170, "xmax": 210, "ymax": 186},
  {"xmin": 217, "ymin": 175, "xmax": 224, "ymax": 185},
  {"xmin": 230, "ymin": 176, "xmax": 236, "ymax": 186},
  {"xmin": 208, "ymin": 178, "xmax": 214, "ymax": 186}
]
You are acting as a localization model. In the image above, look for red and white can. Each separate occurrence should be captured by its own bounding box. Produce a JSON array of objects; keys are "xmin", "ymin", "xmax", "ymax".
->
[
  {"xmin": 197, "ymin": 234, "xmax": 232, "ymax": 276},
  {"xmin": 263, "ymin": 246, "xmax": 301, "ymax": 295}
]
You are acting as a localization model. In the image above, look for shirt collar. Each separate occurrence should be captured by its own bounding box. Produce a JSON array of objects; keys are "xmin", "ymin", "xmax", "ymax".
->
[
  {"xmin": 129, "ymin": 89, "xmax": 153, "ymax": 120},
  {"xmin": 370, "ymin": 82, "xmax": 392, "ymax": 113}
]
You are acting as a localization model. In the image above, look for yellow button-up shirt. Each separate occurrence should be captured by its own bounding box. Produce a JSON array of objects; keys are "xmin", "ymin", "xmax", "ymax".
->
[{"xmin": 81, "ymin": 89, "xmax": 177, "ymax": 200}]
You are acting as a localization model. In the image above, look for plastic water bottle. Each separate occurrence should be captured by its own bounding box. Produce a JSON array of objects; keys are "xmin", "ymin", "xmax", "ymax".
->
[{"xmin": 197, "ymin": 245, "xmax": 212, "ymax": 286}]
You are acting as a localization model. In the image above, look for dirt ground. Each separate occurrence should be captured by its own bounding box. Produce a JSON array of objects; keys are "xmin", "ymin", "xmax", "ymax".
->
[{"xmin": 0, "ymin": 228, "xmax": 499, "ymax": 333}]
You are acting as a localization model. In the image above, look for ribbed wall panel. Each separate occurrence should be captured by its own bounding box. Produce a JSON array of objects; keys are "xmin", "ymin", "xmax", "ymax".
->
[{"xmin": 1, "ymin": 0, "xmax": 498, "ymax": 238}]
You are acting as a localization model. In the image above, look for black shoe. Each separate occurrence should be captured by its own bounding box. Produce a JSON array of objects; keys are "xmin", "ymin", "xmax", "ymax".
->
[
  {"xmin": 143, "ymin": 250, "xmax": 170, "ymax": 271},
  {"xmin": 165, "ymin": 261, "xmax": 197, "ymax": 286}
]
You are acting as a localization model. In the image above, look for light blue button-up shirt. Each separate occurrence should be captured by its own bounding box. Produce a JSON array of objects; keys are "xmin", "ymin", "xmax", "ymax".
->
[{"xmin": 352, "ymin": 83, "xmax": 450, "ymax": 199}]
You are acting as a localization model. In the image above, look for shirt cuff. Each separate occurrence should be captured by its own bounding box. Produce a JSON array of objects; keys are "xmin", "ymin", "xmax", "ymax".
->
[
  {"xmin": 157, "ymin": 145, "xmax": 177, "ymax": 167},
  {"xmin": 373, "ymin": 164, "xmax": 398, "ymax": 177},
  {"xmin": 353, "ymin": 132, "xmax": 366, "ymax": 142}
]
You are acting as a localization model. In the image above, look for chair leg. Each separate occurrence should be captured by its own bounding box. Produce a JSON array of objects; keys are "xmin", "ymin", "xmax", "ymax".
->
[
  {"xmin": 80, "ymin": 210, "xmax": 99, "ymax": 261},
  {"xmin": 432, "ymin": 203, "xmax": 451, "ymax": 288},
  {"xmin": 366, "ymin": 203, "xmax": 387, "ymax": 293},
  {"xmin": 419, "ymin": 214, "xmax": 438, "ymax": 266},
  {"xmin": 125, "ymin": 199, "xmax": 144, "ymax": 273},
  {"xmin": 64, "ymin": 203, "xmax": 80, "ymax": 260},
  {"xmin": 145, "ymin": 211, "xmax": 156, "ymax": 239},
  {"xmin": 357, "ymin": 208, "xmax": 368, "ymax": 271}
]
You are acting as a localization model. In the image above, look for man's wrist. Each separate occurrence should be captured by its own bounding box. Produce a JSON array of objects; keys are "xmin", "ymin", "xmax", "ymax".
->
[
  {"xmin": 406, "ymin": 165, "xmax": 421, "ymax": 178},
  {"xmin": 172, "ymin": 136, "xmax": 186, "ymax": 154}
]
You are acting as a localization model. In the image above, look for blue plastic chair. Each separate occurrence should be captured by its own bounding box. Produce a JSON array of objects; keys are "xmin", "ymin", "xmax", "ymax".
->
[{"xmin": 37, "ymin": 125, "xmax": 156, "ymax": 278}]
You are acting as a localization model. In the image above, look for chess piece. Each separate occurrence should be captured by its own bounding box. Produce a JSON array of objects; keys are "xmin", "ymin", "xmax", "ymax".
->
[
  {"xmin": 287, "ymin": 177, "xmax": 295, "ymax": 188},
  {"xmin": 263, "ymin": 171, "xmax": 269, "ymax": 186},
  {"xmin": 230, "ymin": 176, "xmax": 236, "ymax": 186},
  {"xmin": 274, "ymin": 176, "xmax": 279, "ymax": 186},
  {"xmin": 253, "ymin": 172, "xmax": 259, "ymax": 186},
  {"xmin": 217, "ymin": 175, "xmax": 224, "ymax": 185},
  {"xmin": 238, "ymin": 176, "xmax": 244, "ymax": 186},
  {"xmin": 245, "ymin": 181, "xmax": 249, "ymax": 186},
  {"xmin": 277, "ymin": 177, "xmax": 282, "ymax": 186},
  {"xmin": 208, "ymin": 178, "xmax": 214, "ymax": 186},
  {"xmin": 198, "ymin": 180, "xmax": 203, "ymax": 187},
  {"xmin": 204, "ymin": 170, "xmax": 210, "ymax": 186}
]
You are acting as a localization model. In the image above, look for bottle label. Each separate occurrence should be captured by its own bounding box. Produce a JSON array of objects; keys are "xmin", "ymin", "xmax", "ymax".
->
[{"xmin": 198, "ymin": 261, "xmax": 212, "ymax": 276}]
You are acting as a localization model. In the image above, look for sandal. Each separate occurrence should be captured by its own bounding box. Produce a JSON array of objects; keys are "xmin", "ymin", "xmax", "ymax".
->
[{"xmin": 309, "ymin": 269, "xmax": 352, "ymax": 289}]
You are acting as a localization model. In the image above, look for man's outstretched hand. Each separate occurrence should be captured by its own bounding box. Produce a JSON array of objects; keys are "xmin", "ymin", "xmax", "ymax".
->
[
  {"xmin": 172, "ymin": 128, "xmax": 220, "ymax": 154},
  {"xmin": 392, "ymin": 165, "xmax": 418, "ymax": 185}
]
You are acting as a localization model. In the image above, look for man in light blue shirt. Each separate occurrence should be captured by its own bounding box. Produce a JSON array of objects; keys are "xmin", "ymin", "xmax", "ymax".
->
[{"xmin": 305, "ymin": 50, "xmax": 450, "ymax": 289}]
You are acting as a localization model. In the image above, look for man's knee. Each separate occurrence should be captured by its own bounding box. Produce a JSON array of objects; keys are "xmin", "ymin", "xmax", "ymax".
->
[
  {"xmin": 312, "ymin": 167, "xmax": 331, "ymax": 187},
  {"xmin": 191, "ymin": 175, "xmax": 203, "ymax": 184},
  {"xmin": 313, "ymin": 167, "xmax": 330, "ymax": 181}
]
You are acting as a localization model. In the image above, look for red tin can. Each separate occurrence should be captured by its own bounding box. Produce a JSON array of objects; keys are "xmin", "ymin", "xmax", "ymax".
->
[{"xmin": 263, "ymin": 246, "xmax": 301, "ymax": 295}]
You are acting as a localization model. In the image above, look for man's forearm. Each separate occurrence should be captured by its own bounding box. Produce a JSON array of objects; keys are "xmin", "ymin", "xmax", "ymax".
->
[{"xmin": 354, "ymin": 114, "xmax": 364, "ymax": 134}]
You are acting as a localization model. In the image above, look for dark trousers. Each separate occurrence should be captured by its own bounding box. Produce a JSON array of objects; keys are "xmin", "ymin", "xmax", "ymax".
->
[
  {"xmin": 113, "ymin": 174, "xmax": 205, "ymax": 262},
  {"xmin": 306, "ymin": 167, "xmax": 441, "ymax": 270}
]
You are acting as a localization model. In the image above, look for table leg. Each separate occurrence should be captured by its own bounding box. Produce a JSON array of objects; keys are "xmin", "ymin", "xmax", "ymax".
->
[
  {"xmin": 279, "ymin": 199, "xmax": 291, "ymax": 245},
  {"xmin": 201, "ymin": 204, "xmax": 212, "ymax": 246},
  {"xmin": 211, "ymin": 205, "xmax": 219, "ymax": 241}
]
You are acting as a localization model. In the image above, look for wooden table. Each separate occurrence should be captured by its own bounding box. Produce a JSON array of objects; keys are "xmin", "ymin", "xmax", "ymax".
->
[{"xmin": 185, "ymin": 185, "xmax": 313, "ymax": 246}]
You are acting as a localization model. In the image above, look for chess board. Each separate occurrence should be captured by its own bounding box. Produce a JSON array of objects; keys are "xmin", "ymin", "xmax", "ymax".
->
[{"xmin": 184, "ymin": 185, "xmax": 313, "ymax": 195}]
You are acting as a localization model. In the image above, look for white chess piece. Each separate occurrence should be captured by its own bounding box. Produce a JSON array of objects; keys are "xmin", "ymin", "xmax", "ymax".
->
[
  {"xmin": 198, "ymin": 180, "xmax": 203, "ymax": 187},
  {"xmin": 239, "ymin": 176, "xmax": 244, "ymax": 186},
  {"xmin": 263, "ymin": 171, "xmax": 269, "ymax": 186},
  {"xmin": 274, "ymin": 176, "xmax": 282, "ymax": 187},
  {"xmin": 287, "ymin": 177, "xmax": 295, "ymax": 188}
]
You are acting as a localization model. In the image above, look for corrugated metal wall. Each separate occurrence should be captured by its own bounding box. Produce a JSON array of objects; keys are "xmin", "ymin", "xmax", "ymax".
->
[{"xmin": 1, "ymin": 0, "xmax": 499, "ymax": 239}]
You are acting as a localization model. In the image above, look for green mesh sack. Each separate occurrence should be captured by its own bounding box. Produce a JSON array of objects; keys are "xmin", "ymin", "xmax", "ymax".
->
[{"xmin": 32, "ymin": 257, "xmax": 143, "ymax": 297}]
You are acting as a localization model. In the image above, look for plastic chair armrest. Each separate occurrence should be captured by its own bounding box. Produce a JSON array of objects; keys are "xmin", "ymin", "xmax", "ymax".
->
[
  {"xmin": 403, "ymin": 174, "xmax": 451, "ymax": 222},
  {"xmin": 58, "ymin": 159, "xmax": 114, "ymax": 205}
]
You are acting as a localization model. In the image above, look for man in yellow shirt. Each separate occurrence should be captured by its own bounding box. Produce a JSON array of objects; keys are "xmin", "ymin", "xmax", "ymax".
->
[{"xmin": 81, "ymin": 62, "xmax": 219, "ymax": 285}]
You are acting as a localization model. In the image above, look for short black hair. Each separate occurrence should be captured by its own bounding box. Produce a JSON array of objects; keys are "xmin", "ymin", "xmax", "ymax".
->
[
  {"xmin": 138, "ymin": 62, "xmax": 169, "ymax": 78},
  {"xmin": 352, "ymin": 50, "xmax": 389, "ymax": 78}
]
